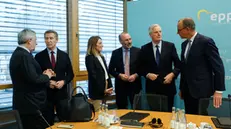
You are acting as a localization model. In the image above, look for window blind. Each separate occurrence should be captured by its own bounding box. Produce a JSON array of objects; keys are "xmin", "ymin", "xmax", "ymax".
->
[
  {"xmin": 78, "ymin": 0, "xmax": 123, "ymax": 71},
  {"xmin": 77, "ymin": 0, "xmax": 123, "ymax": 95},
  {"xmin": 0, "ymin": 0, "xmax": 67, "ymax": 109}
]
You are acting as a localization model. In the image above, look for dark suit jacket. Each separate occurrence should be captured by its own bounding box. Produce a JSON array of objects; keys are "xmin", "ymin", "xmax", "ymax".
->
[
  {"xmin": 85, "ymin": 54, "xmax": 112, "ymax": 100},
  {"xmin": 180, "ymin": 33, "xmax": 225, "ymax": 98},
  {"xmin": 9, "ymin": 47, "xmax": 50, "ymax": 114},
  {"xmin": 35, "ymin": 48, "xmax": 74, "ymax": 101},
  {"xmin": 109, "ymin": 46, "xmax": 141, "ymax": 94},
  {"xmin": 139, "ymin": 41, "xmax": 181, "ymax": 96}
]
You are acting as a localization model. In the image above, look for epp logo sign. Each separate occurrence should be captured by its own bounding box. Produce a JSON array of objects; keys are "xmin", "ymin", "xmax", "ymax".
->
[{"xmin": 197, "ymin": 9, "xmax": 231, "ymax": 24}]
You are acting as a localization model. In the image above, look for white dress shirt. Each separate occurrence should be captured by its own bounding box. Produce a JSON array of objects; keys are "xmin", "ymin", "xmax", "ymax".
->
[
  {"xmin": 152, "ymin": 40, "xmax": 162, "ymax": 59},
  {"xmin": 47, "ymin": 48, "xmax": 57, "ymax": 63},
  {"xmin": 96, "ymin": 55, "xmax": 109, "ymax": 80}
]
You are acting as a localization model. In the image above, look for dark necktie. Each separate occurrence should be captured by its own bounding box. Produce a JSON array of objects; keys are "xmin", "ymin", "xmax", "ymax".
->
[
  {"xmin": 155, "ymin": 45, "xmax": 160, "ymax": 65},
  {"xmin": 30, "ymin": 52, "xmax": 33, "ymax": 57},
  {"xmin": 185, "ymin": 40, "xmax": 192, "ymax": 61},
  {"xmin": 51, "ymin": 51, "xmax": 56, "ymax": 69}
]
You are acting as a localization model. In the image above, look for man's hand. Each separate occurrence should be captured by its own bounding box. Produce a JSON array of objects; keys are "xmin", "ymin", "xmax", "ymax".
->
[
  {"xmin": 119, "ymin": 74, "xmax": 129, "ymax": 81},
  {"xmin": 49, "ymin": 80, "xmax": 56, "ymax": 89},
  {"xmin": 128, "ymin": 74, "xmax": 137, "ymax": 82},
  {"xmin": 147, "ymin": 73, "xmax": 158, "ymax": 81},
  {"xmin": 55, "ymin": 80, "xmax": 65, "ymax": 89},
  {"xmin": 43, "ymin": 69, "xmax": 56, "ymax": 78},
  {"xmin": 105, "ymin": 87, "xmax": 113, "ymax": 94},
  {"xmin": 163, "ymin": 72, "xmax": 175, "ymax": 84},
  {"xmin": 213, "ymin": 92, "xmax": 222, "ymax": 108}
]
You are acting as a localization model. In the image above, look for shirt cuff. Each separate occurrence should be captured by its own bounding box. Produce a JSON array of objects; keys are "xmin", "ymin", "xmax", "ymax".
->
[
  {"xmin": 135, "ymin": 73, "xmax": 139, "ymax": 78},
  {"xmin": 215, "ymin": 91, "xmax": 223, "ymax": 93},
  {"xmin": 146, "ymin": 73, "xmax": 149, "ymax": 78}
]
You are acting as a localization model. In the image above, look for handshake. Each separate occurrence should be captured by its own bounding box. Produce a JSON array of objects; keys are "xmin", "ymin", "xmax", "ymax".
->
[{"xmin": 43, "ymin": 69, "xmax": 56, "ymax": 79}]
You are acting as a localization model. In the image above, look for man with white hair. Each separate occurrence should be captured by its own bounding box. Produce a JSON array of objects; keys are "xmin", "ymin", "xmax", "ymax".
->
[
  {"xmin": 9, "ymin": 28, "xmax": 55, "ymax": 129},
  {"xmin": 139, "ymin": 24, "xmax": 181, "ymax": 112}
]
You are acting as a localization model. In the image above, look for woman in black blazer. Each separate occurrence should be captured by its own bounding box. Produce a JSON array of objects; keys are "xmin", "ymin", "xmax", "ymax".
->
[{"xmin": 85, "ymin": 36, "xmax": 113, "ymax": 111}]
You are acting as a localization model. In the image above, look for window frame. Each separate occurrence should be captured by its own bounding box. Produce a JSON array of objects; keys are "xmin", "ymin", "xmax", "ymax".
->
[{"xmin": 0, "ymin": 0, "xmax": 128, "ymax": 108}]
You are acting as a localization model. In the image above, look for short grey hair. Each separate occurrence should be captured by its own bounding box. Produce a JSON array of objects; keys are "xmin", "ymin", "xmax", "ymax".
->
[
  {"xmin": 44, "ymin": 30, "xmax": 58, "ymax": 39},
  {"xmin": 148, "ymin": 24, "xmax": 161, "ymax": 34},
  {"xmin": 18, "ymin": 28, "xmax": 36, "ymax": 45}
]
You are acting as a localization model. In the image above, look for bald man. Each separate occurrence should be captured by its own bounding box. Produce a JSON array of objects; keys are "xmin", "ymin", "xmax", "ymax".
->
[{"xmin": 177, "ymin": 18, "xmax": 225, "ymax": 114}]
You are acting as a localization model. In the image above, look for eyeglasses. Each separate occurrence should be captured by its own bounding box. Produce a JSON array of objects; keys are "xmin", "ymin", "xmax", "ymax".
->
[{"xmin": 177, "ymin": 27, "xmax": 186, "ymax": 33}]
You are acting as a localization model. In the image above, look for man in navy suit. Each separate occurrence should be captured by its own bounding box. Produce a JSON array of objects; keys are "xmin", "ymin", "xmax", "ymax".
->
[
  {"xmin": 177, "ymin": 18, "xmax": 225, "ymax": 114},
  {"xmin": 109, "ymin": 32, "xmax": 141, "ymax": 109},
  {"xmin": 139, "ymin": 24, "xmax": 181, "ymax": 112},
  {"xmin": 10, "ymin": 28, "xmax": 55, "ymax": 129},
  {"xmin": 35, "ymin": 30, "xmax": 74, "ymax": 125}
]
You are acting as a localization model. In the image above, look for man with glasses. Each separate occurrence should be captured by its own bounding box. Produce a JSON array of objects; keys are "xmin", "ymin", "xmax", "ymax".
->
[
  {"xmin": 177, "ymin": 18, "xmax": 225, "ymax": 114},
  {"xmin": 138, "ymin": 24, "xmax": 181, "ymax": 112}
]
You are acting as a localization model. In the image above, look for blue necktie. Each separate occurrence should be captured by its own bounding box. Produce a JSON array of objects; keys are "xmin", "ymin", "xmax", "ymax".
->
[{"xmin": 156, "ymin": 45, "xmax": 160, "ymax": 65}]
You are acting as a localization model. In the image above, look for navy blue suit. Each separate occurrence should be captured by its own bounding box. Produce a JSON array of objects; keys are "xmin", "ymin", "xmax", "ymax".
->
[
  {"xmin": 180, "ymin": 33, "xmax": 225, "ymax": 114},
  {"xmin": 35, "ymin": 48, "xmax": 74, "ymax": 124},
  {"xmin": 139, "ymin": 41, "xmax": 181, "ymax": 111},
  {"xmin": 109, "ymin": 47, "xmax": 141, "ymax": 109},
  {"xmin": 10, "ymin": 47, "xmax": 50, "ymax": 129}
]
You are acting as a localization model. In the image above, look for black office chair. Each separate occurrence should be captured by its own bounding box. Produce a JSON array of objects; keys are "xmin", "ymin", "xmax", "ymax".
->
[
  {"xmin": 0, "ymin": 110, "xmax": 23, "ymax": 129},
  {"xmin": 198, "ymin": 97, "xmax": 230, "ymax": 117},
  {"xmin": 133, "ymin": 93, "xmax": 168, "ymax": 112}
]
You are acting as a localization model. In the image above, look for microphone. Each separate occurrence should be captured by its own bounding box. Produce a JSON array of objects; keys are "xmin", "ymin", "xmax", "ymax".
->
[
  {"xmin": 25, "ymin": 97, "xmax": 52, "ymax": 129},
  {"xmin": 37, "ymin": 110, "xmax": 52, "ymax": 129},
  {"xmin": 133, "ymin": 91, "xmax": 142, "ymax": 112}
]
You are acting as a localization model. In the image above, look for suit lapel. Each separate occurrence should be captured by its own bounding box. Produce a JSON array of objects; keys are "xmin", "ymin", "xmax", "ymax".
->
[
  {"xmin": 181, "ymin": 41, "xmax": 187, "ymax": 62},
  {"xmin": 118, "ymin": 48, "xmax": 124, "ymax": 71},
  {"xmin": 43, "ymin": 49, "xmax": 53, "ymax": 68},
  {"xmin": 159, "ymin": 41, "xmax": 167, "ymax": 65},
  {"xmin": 94, "ymin": 55, "xmax": 104, "ymax": 71},
  {"xmin": 130, "ymin": 47, "xmax": 134, "ymax": 66},
  {"xmin": 185, "ymin": 33, "xmax": 200, "ymax": 62},
  {"xmin": 55, "ymin": 49, "xmax": 61, "ymax": 69},
  {"xmin": 101, "ymin": 56, "xmax": 108, "ymax": 72},
  {"xmin": 148, "ymin": 42, "xmax": 158, "ymax": 66}
]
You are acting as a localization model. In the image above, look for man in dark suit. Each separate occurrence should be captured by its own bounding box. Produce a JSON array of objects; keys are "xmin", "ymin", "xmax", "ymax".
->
[
  {"xmin": 9, "ymin": 28, "xmax": 55, "ymax": 129},
  {"xmin": 177, "ymin": 18, "xmax": 225, "ymax": 114},
  {"xmin": 109, "ymin": 32, "xmax": 141, "ymax": 109},
  {"xmin": 35, "ymin": 30, "xmax": 74, "ymax": 125},
  {"xmin": 139, "ymin": 24, "xmax": 181, "ymax": 112}
]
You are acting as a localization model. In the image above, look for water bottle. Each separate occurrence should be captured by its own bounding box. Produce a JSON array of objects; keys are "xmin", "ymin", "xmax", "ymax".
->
[
  {"xmin": 175, "ymin": 108, "xmax": 180, "ymax": 129},
  {"xmin": 170, "ymin": 107, "xmax": 176, "ymax": 129},
  {"xmin": 104, "ymin": 104, "xmax": 111, "ymax": 128},
  {"xmin": 101, "ymin": 103, "xmax": 106, "ymax": 126},
  {"xmin": 179, "ymin": 109, "xmax": 187, "ymax": 129},
  {"xmin": 98, "ymin": 103, "xmax": 103, "ymax": 125}
]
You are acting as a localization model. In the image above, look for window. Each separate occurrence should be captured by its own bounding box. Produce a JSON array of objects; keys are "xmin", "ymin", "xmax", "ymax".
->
[
  {"xmin": 78, "ymin": 0, "xmax": 123, "ymax": 71},
  {"xmin": 77, "ymin": 0, "xmax": 123, "ymax": 95},
  {"xmin": 0, "ymin": 0, "xmax": 67, "ymax": 109}
]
